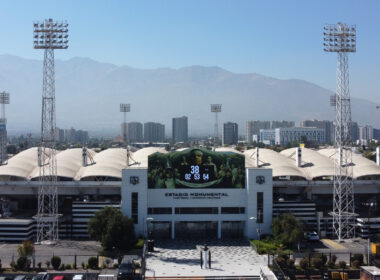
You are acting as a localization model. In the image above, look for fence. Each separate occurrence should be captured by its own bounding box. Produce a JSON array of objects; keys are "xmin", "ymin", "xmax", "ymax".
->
[
  {"xmin": 0, "ymin": 254, "xmax": 120, "ymax": 270},
  {"xmin": 271, "ymin": 254, "xmax": 361, "ymax": 280}
]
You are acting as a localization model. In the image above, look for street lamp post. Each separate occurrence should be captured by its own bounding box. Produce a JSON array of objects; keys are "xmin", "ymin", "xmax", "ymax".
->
[
  {"xmin": 146, "ymin": 217, "xmax": 153, "ymax": 239},
  {"xmin": 250, "ymin": 216, "xmax": 262, "ymax": 251},
  {"xmin": 146, "ymin": 217, "xmax": 154, "ymax": 253},
  {"xmin": 367, "ymin": 202, "xmax": 375, "ymax": 265}
]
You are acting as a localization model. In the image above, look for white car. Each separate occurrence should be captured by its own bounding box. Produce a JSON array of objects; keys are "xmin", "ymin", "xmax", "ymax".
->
[
  {"xmin": 73, "ymin": 275, "xmax": 84, "ymax": 280},
  {"xmin": 305, "ymin": 231, "xmax": 320, "ymax": 241}
]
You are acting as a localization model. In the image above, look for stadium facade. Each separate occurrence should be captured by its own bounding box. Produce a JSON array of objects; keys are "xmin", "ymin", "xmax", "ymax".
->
[{"xmin": 0, "ymin": 146, "xmax": 380, "ymax": 241}]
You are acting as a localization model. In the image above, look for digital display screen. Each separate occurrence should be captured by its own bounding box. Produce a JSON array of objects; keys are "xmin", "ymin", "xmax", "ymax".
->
[{"xmin": 148, "ymin": 148, "xmax": 245, "ymax": 189}]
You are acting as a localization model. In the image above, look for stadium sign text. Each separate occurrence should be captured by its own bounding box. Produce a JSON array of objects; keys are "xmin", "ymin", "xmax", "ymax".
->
[{"xmin": 164, "ymin": 192, "xmax": 229, "ymax": 200}]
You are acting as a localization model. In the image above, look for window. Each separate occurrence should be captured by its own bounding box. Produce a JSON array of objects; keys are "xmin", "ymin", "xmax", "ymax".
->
[
  {"xmin": 175, "ymin": 207, "xmax": 218, "ymax": 214},
  {"xmin": 221, "ymin": 207, "xmax": 245, "ymax": 214},
  {"xmin": 148, "ymin": 208, "xmax": 172, "ymax": 215},
  {"xmin": 257, "ymin": 192, "xmax": 263, "ymax": 223},
  {"xmin": 131, "ymin": 192, "xmax": 138, "ymax": 224}
]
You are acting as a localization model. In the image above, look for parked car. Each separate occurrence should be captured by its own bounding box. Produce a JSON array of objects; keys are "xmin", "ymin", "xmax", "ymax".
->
[
  {"xmin": 32, "ymin": 273, "xmax": 48, "ymax": 280},
  {"xmin": 52, "ymin": 276, "xmax": 64, "ymax": 280},
  {"xmin": 117, "ymin": 255, "xmax": 139, "ymax": 280},
  {"xmin": 0, "ymin": 276, "xmax": 14, "ymax": 280},
  {"xmin": 14, "ymin": 276, "xmax": 26, "ymax": 280},
  {"xmin": 305, "ymin": 231, "xmax": 320, "ymax": 241},
  {"xmin": 72, "ymin": 275, "xmax": 84, "ymax": 280}
]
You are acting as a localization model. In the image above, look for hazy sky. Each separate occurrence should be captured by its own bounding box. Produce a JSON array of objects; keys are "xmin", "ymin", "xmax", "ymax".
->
[{"xmin": 0, "ymin": 0, "xmax": 379, "ymax": 102}]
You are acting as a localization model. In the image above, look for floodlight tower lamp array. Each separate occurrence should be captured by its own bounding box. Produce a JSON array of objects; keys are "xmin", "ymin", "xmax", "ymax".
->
[
  {"xmin": 211, "ymin": 104, "xmax": 222, "ymax": 151},
  {"xmin": 0, "ymin": 91, "xmax": 9, "ymax": 165},
  {"xmin": 323, "ymin": 22, "xmax": 356, "ymax": 241},
  {"xmin": 34, "ymin": 18, "xmax": 68, "ymax": 244},
  {"xmin": 120, "ymin": 103, "xmax": 131, "ymax": 167}
]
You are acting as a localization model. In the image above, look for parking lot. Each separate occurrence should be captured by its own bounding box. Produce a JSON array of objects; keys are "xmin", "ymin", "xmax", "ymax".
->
[
  {"xmin": 0, "ymin": 240, "xmax": 103, "ymax": 268},
  {"xmin": 0, "ymin": 272, "xmax": 116, "ymax": 280}
]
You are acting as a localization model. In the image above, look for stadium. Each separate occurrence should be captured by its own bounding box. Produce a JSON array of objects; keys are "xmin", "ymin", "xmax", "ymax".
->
[{"xmin": 0, "ymin": 146, "xmax": 379, "ymax": 241}]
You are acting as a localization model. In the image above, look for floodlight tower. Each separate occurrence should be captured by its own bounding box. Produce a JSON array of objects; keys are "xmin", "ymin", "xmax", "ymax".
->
[
  {"xmin": 0, "ymin": 92, "xmax": 9, "ymax": 165},
  {"xmin": 211, "ymin": 104, "xmax": 221, "ymax": 151},
  {"xmin": 120, "ymin": 103, "xmax": 130, "ymax": 166},
  {"xmin": 324, "ymin": 22, "xmax": 356, "ymax": 240},
  {"xmin": 34, "ymin": 19, "xmax": 68, "ymax": 244}
]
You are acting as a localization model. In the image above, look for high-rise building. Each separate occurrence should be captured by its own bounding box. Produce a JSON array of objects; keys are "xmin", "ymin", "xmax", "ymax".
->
[
  {"xmin": 222, "ymin": 122, "xmax": 238, "ymax": 145},
  {"xmin": 259, "ymin": 129, "xmax": 276, "ymax": 145},
  {"xmin": 373, "ymin": 128, "xmax": 380, "ymax": 141},
  {"xmin": 351, "ymin": 122, "xmax": 359, "ymax": 142},
  {"xmin": 300, "ymin": 120, "xmax": 334, "ymax": 144},
  {"xmin": 56, "ymin": 127, "xmax": 65, "ymax": 143},
  {"xmin": 274, "ymin": 127, "xmax": 325, "ymax": 146},
  {"xmin": 64, "ymin": 128, "xmax": 89, "ymax": 143},
  {"xmin": 172, "ymin": 116, "xmax": 188, "ymax": 142},
  {"xmin": 359, "ymin": 125, "xmax": 373, "ymax": 145},
  {"xmin": 144, "ymin": 122, "xmax": 165, "ymax": 142},
  {"xmin": 271, "ymin": 120, "xmax": 295, "ymax": 129},
  {"xmin": 246, "ymin": 121, "xmax": 270, "ymax": 143},
  {"xmin": 128, "ymin": 122, "xmax": 143, "ymax": 143}
]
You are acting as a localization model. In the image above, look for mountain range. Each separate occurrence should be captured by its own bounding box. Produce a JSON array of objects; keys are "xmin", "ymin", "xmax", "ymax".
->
[{"xmin": 0, "ymin": 54, "xmax": 378, "ymax": 137}]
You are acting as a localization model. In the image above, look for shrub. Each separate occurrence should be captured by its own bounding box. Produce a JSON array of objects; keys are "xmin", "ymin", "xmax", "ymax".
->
[
  {"xmin": 65, "ymin": 264, "xmax": 71, "ymax": 269},
  {"xmin": 327, "ymin": 260, "xmax": 335, "ymax": 268},
  {"xmin": 51, "ymin": 256, "xmax": 61, "ymax": 270},
  {"xmin": 320, "ymin": 254, "xmax": 327, "ymax": 265},
  {"xmin": 59, "ymin": 263, "xmax": 65, "ymax": 271},
  {"xmin": 312, "ymin": 257, "xmax": 324, "ymax": 269},
  {"xmin": 352, "ymin": 260, "xmax": 361, "ymax": 269},
  {"xmin": 331, "ymin": 255, "xmax": 337, "ymax": 264},
  {"xmin": 134, "ymin": 262, "xmax": 141, "ymax": 269},
  {"xmin": 37, "ymin": 262, "xmax": 42, "ymax": 269},
  {"xmin": 10, "ymin": 261, "xmax": 16, "ymax": 271},
  {"xmin": 45, "ymin": 260, "xmax": 50, "ymax": 269},
  {"xmin": 277, "ymin": 251, "xmax": 290, "ymax": 261},
  {"xmin": 135, "ymin": 238, "xmax": 144, "ymax": 249},
  {"xmin": 287, "ymin": 259, "xmax": 295, "ymax": 269},
  {"xmin": 113, "ymin": 263, "xmax": 119, "ymax": 268},
  {"xmin": 72, "ymin": 262, "xmax": 77, "ymax": 269},
  {"xmin": 17, "ymin": 256, "xmax": 28, "ymax": 271},
  {"xmin": 338, "ymin": 261, "xmax": 347, "ymax": 269},
  {"xmin": 275, "ymin": 257, "xmax": 287, "ymax": 269},
  {"xmin": 85, "ymin": 263, "xmax": 89, "ymax": 269},
  {"xmin": 352, "ymin": 254, "xmax": 364, "ymax": 265},
  {"xmin": 81, "ymin": 262, "xmax": 85, "ymax": 269},
  {"xmin": 88, "ymin": 257, "xmax": 98, "ymax": 269},
  {"xmin": 299, "ymin": 258, "xmax": 309, "ymax": 270}
]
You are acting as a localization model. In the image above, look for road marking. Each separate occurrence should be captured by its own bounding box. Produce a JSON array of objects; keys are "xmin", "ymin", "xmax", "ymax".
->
[{"xmin": 321, "ymin": 239, "xmax": 347, "ymax": 250}]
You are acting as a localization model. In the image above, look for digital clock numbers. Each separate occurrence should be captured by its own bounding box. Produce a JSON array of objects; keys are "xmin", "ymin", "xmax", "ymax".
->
[{"xmin": 183, "ymin": 165, "xmax": 210, "ymax": 182}]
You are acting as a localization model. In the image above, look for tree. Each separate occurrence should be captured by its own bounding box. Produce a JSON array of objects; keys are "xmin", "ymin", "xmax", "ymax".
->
[
  {"xmin": 51, "ymin": 256, "xmax": 61, "ymax": 270},
  {"xmin": 271, "ymin": 213, "xmax": 303, "ymax": 247},
  {"xmin": 88, "ymin": 207, "xmax": 136, "ymax": 252},
  {"xmin": 17, "ymin": 240, "xmax": 35, "ymax": 258}
]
